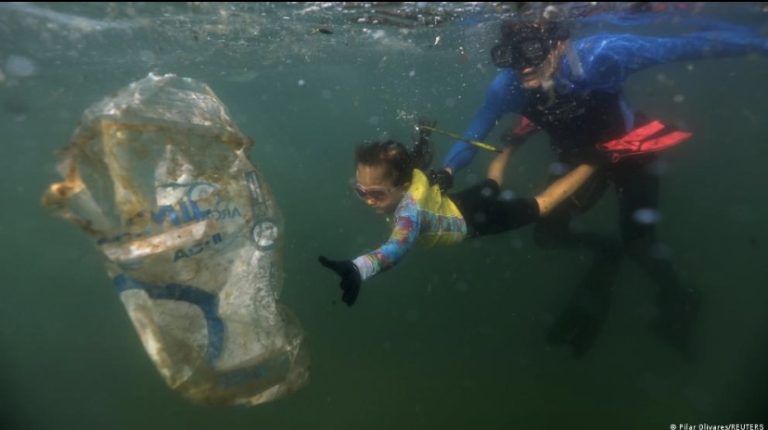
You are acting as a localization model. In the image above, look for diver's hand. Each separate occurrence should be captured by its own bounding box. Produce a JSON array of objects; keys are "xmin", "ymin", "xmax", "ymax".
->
[
  {"xmin": 501, "ymin": 129, "xmax": 527, "ymax": 147},
  {"xmin": 502, "ymin": 116, "xmax": 539, "ymax": 146},
  {"xmin": 318, "ymin": 256, "xmax": 361, "ymax": 306},
  {"xmin": 427, "ymin": 168, "xmax": 454, "ymax": 192}
]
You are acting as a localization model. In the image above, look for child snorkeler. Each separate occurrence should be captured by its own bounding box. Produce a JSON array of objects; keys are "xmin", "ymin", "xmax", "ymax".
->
[{"xmin": 319, "ymin": 122, "xmax": 596, "ymax": 306}]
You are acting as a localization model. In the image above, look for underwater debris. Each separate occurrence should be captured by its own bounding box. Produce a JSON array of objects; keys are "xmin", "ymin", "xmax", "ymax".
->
[{"xmin": 42, "ymin": 73, "xmax": 309, "ymax": 406}]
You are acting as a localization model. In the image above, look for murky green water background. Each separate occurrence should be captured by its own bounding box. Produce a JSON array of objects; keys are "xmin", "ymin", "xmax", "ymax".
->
[{"xmin": 1, "ymin": 3, "xmax": 767, "ymax": 429}]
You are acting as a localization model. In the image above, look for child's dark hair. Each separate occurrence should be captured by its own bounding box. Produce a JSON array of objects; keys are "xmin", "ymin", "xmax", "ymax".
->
[
  {"xmin": 355, "ymin": 140, "xmax": 414, "ymax": 187},
  {"xmin": 355, "ymin": 121, "xmax": 434, "ymax": 187}
]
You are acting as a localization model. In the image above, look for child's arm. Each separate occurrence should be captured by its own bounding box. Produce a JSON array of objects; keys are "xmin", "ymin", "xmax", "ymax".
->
[
  {"xmin": 351, "ymin": 195, "xmax": 421, "ymax": 281},
  {"xmin": 319, "ymin": 195, "xmax": 421, "ymax": 306}
]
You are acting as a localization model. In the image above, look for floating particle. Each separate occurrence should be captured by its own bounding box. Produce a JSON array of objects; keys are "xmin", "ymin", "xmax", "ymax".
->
[
  {"xmin": 139, "ymin": 50, "xmax": 156, "ymax": 64},
  {"xmin": 655, "ymin": 73, "xmax": 674, "ymax": 86},
  {"xmin": 480, "ymin": 186, "xmax": 494, "ymax": 198},
  {"xmin": 5, "ymin": 55, "xmax": 37, "ymax": 78},
  {"xmin": 454, "ymin": 281, "xmax": 468, "ymax": 292},
  {"xmin": 548, "ymin": 162, "xmax": 568, "ymax": 176},
  {"xmin": 633, "ymin": 208, "xmax": 662, "ymax": 224},
  {"xmin": 500, "ymin": 190, "xmax": 516, "ymax": 201}
]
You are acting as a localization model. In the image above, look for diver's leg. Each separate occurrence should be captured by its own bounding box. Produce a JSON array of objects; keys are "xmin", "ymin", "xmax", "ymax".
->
[
  {"xmin": 534, "ymin": 196, "xmax": 623, "ymax": 358},
  {"xmin": 615, "ymin": 155, "xmax": 700, "ymax": 358}
]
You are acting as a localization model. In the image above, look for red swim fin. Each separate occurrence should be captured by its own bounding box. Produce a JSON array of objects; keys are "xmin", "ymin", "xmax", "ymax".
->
[{"xmin": 597, "ymin": 120, "xmax": 693, "ymax": 162}]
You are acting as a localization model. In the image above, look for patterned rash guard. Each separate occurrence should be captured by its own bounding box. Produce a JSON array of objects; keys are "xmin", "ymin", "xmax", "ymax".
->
[
  {"xmin": 442, "ymin": 27, "xmax": 768, "ymax": 173},
  {"xmin": 352, "ymin": 169, "xmax": 466, "ymax": 281}
]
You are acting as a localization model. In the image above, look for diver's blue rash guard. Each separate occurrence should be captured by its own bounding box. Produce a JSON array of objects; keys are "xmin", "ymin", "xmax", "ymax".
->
[{"xmin": 442, "ymin": 29, "xmax": 768, "ymax": 173}]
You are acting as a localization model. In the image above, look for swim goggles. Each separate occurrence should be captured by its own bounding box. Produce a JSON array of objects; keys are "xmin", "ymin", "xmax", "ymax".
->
[
  {"xmin": 354, "ymin": 183, "xmax": 393, "ymax": 202},
  {"xmin": 491, "ymin": 36, "xmax": 552, "ymax": 70}
]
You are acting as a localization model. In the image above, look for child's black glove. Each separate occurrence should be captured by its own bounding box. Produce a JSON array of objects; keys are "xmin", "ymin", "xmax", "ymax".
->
[
  {"xmin": 318, "ymin": 256, "xmax": 361, "ymax": 306},
  {"xmin": 427, "ymin": 168, "xmax": 454, "ymax": 192}
]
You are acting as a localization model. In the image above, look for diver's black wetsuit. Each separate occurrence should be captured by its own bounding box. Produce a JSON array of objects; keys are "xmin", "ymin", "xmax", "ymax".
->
[
  {"xmin": 521, "ymin": 88, "xmax": 697, "ymax": 358},
  {"xmin": 441, "ymin": 26, "xmax": 768, "ymax": 357}
]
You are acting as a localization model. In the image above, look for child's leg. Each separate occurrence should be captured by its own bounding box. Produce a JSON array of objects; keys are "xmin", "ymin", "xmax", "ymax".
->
[
  {"xmin": 535, "ymin": 164, "xmax": 597, "ymax": 216},
  {"xmin": 463, "ymin": 155, "xmax": 595, "ymax": 238}
]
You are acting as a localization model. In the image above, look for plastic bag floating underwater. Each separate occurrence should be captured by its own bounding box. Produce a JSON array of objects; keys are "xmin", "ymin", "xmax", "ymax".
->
[{"xmin": 42, "ymin": 73, "xmax": 309, "ymax": 406}]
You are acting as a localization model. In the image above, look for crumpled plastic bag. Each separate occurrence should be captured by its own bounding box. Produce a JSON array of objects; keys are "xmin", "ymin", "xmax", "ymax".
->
[{"xmin": 42, "ymin": 73, "xmax": 309, "ymax": 406}]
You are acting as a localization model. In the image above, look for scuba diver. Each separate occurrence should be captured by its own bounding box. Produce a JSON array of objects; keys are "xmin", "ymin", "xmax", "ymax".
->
[
  {"xmin": 428, "ymin": 19, "xmax": 768, "ymax": 358},
  {"xmin": 318, "ymin": 121, "xmax": 596, "ymax": 307}
]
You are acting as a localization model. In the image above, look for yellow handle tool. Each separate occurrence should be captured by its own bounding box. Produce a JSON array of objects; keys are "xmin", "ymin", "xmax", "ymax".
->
[{"xmin": 418, "ymin": 125, "xmax": 502, "ymax": 153}]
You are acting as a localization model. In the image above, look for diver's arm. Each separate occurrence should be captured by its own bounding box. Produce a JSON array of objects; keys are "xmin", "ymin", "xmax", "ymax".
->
[
  {"xmin": 442, "ymin": 70, "xmax": 525, "ymax": 174},
  {"xmin": 586, "ymin": 29, "xmax": 768, "ymax": 89},
  {"xmin": 351, "ymin": 196, "xmax": 421, "ymax": 281},
  {"xmin": 534, "ymin": 164, "xmax": 597, "ymax": 216}
]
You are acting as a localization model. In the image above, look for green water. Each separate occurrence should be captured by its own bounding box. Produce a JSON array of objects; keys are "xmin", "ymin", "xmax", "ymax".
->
[{"xmin": 1, "ymin": 3, "xmax": 767, "ymax": 429}]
